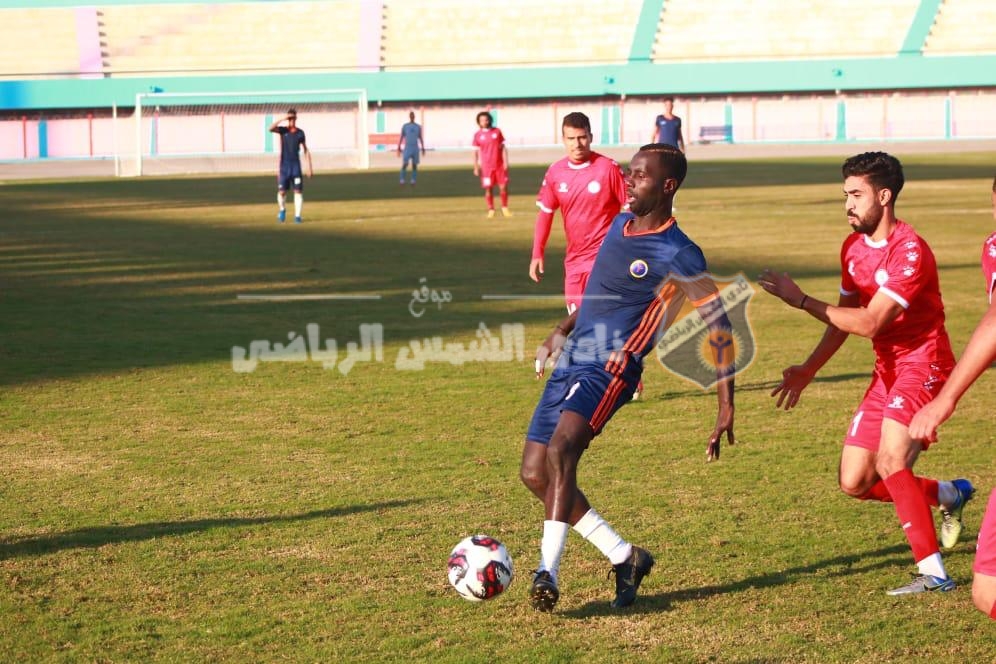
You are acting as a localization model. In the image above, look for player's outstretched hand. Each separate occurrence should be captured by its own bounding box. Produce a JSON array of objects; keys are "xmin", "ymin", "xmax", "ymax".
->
[
  {"xmin": 757, "ymin": 269, "xmax": 806, "ymax": 309},
  {"xmin": 529, "ymin": 258, "xmax": 544, "ymax": 283},
  {"xmin": 706, "ymin": 405, "xmax": 735, "ymax": 462},
  {"xmin": 770, "ymin": 364, "xmax": 815, "ymax": 410},
  {"xmin": 533, "ymin": 326, "xmax": 568, "ymax": 379},
  {"xmin": 908, "ymin": 397, "xmax": 954, "ymax": 444}
]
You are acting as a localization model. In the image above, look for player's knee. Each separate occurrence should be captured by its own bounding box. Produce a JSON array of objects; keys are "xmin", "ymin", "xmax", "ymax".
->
[
  {"xmin": 972, "ymin": 579, "xmax": 996, "ymax": 616},
  {"xmin": 519, "ymin": 461, "xmax": 546, "ymax": 494},
  {"xmin": 838, "ymin": 476, "xmax": 870, "ymax": 498}
]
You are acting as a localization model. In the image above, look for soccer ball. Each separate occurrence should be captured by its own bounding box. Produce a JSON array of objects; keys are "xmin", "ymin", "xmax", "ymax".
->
[{"xmin": 447, "ymin": 535, "xmax": 514, "ymax": 602}]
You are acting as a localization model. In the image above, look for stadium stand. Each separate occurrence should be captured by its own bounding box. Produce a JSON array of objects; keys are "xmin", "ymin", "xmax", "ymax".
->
[
  {"xmin": 652, "ymin": 0, "xmax": 922, "ymax": 61},
  {"xmin": 381, "ymin": 0, "xmax": 644, "ymax": 69},
  {"xmin": 98, "ymin": 1, "xmax": 363, "ymax": 76},
  {"xmin": 924, "ymin": 0, "xmax": 996, "ymax": 55},
  {"xmin": 0, "ymin": 7, "xmax": 84, "ymax": 79}
]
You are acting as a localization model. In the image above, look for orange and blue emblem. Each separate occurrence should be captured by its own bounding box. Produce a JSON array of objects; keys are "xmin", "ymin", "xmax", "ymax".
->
[{"xmin": 629, "ymin": 259, "xmax": 649, "ymax": 279}]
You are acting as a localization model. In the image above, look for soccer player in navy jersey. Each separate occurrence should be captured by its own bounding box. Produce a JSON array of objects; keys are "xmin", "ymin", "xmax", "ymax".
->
[
  {"xmin": 652, "ymin": 97, "xmax": 684, "ymax": 152},
  {"xmin": 396, "ymin": 111, "xmax": 424, "ymax": 186},
  {"xmin": 520, "ymin": 143, "xmax": 736, "ymax": 612},
  {"xmin": 269, "ymin": 109, "xmax": 313, "ymax": 224},
  {"xmin": 758, "ymin": 152, "xmax": 974, "ymax": 596}
]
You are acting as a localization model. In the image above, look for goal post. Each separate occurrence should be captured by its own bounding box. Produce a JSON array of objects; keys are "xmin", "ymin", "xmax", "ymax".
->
[{"xmin": 116, "ymin": 89, "xmax": 369, "ymax": 177}]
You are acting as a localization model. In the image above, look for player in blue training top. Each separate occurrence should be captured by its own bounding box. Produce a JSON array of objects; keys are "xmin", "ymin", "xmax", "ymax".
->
[
  {"xmin": 396, "ymin": 111, "xmax": 425, "ymax": 186},
  {"xmin": 269, "ymin": 108, "xmax": 313, "ymax": 224},
  {"xmin": 520, "ymin": 143, "xmax": 736, "ymax": 613},
  {"xmin": 652, "ymin": 97, "xmax": 685, "ymax": 152}
]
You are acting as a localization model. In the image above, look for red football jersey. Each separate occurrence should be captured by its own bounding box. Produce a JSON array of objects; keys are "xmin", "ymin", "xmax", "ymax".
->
[
  {"xmin": 472, "ymin": 127, "xmax": 506, "ymax": 171},
  {"xmin": 839, "ymin": 220, "xmax": 954, "ymax": 364},
  {"xmin": 533, "ymin": 152, "xmax": 627, "ymax": 276},
  {"xmin": 982, "ymin": 231, "xmax": 996, "ymax": 302}
]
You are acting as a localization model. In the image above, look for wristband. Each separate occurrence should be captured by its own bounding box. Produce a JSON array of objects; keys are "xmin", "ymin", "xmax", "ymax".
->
[{"xmin": 799, "ymin": 295, "xmax": 809, "ymax": 309}]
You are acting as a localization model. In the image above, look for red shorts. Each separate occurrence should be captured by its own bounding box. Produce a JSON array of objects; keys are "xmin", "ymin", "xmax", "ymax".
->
[
  {"xmin": 564, "ymin": 271, "xmax": 591, "ymax": 314},
  {"xmin": 973, "ymin": 489, "xmax": 996, "ymax": 577},
  {"xmin": 843, "ymin": 361, "xmax": 950, "ymax": 451},
  {"xmin": 479, "ymin": 166, "xmax": 508, "ymax": 189}
]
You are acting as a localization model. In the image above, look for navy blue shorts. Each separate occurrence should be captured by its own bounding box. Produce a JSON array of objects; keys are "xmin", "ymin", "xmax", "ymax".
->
[
  {"xmin": 278, "ymin": 168, "xmax": 304, "ymax": 192},
  {"xmin": 526, "ymin": 361, "xmax": 639, "ymax": 445}
]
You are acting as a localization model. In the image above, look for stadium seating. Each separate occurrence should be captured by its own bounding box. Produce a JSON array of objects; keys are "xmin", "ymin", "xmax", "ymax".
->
[
  {"xmin": 0, "ymin": 8, "xmax": 82, "ymax": 79},
  {"xmin": 652, "ymin": 0, "xmax": 922, "ymax": 61},
  {"xmin": 923, "ymin": 0, "xmax": 996, "ymax": 55},
  {"xmin": 381, "ymin": 0, "xmax": 644, "ymax": 70},
  {"xmin": 98, "ymin": 2, "xmax": 362, "ymax": 76}
]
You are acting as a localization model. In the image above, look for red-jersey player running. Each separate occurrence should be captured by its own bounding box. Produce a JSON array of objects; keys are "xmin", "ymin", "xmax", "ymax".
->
[
  {"xmin": 472, "ymin": 111, "xmax": 510, "ymax": 218},
  {"xmin": 758, "ymin": 152, "xmax": 974, "ymax": 596},
  {"xmin": 910, "ymin": 175, "xmax": 996, "ymax": 619}
]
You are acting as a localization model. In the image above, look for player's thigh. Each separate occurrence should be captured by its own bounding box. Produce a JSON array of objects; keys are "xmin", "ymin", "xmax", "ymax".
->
[
  {"xmin": 972, "ymin": 572, "xmax": 996, "ymax": 615},
  {"xmin": 843, "ymin": 374, "xmax": 887, "ymax": 452},
  {"xmin": 973, "ymin": 490, "xmax": 996, "ymax": 581}
]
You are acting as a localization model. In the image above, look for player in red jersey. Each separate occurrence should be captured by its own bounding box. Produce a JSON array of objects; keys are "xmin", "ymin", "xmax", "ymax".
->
[
  {"xmin": 472, "ymin": 111, "xmax": 510, "ymax": 218},
  {"xmin": 910, "ymin": 175, "xmax": 996, "ymax": 618},
  {"xmin": 758, "ymin": 152, "xmax": 974, "ymax": 596},
  {"xmin": 530, "ymin": 112, "xmax": 627, "ymax": 314}
]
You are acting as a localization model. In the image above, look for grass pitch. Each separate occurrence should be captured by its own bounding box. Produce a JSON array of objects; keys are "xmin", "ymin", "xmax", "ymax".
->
[{"xmin": 1, "ymin": 152, "xmax": 994, "ymax": 662}]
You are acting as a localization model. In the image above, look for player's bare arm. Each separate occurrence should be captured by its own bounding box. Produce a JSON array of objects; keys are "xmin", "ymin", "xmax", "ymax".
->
[
  {"xmin": 302, "ymin": 143, "xmax": 313, "ymax": 178},
  {"xmin": 758, "ymin": 273, "xmax": 857, "ymax": 409},
  {"xmin": 758, "ymin": 269, "xmax": 902, "ymax": 338},
  {"xmin": 909, "ymin": 296, "xmax": 996, "ymax": 442},
  {"xmin": 691, "ymin": 289, "xmax": 736, "ymax": 461},
  {"xmin": 534, "ymin": 311, "xmax": 577, "ymax": 378}
]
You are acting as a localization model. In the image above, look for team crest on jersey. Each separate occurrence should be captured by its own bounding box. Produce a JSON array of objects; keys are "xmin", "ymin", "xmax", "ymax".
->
[
  {"xmin": 654, "ymin": 272, "xmax": 757, "ymax": 389},
  {"xmin": 875, "ymin": 269, "xmax": 889, "ymax": 286},
  {"xmin": 629, "ymin": 259, "xmax": 649, "ymax": 278},
  {"xmin": 588, "ymin": 181, "xmax": 601, "ymax": 194}
]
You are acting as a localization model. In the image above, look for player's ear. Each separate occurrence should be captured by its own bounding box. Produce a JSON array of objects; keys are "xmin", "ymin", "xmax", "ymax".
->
[{"xmin": 878, "ymin": 187, "xmax": 893, "ymax": 207}]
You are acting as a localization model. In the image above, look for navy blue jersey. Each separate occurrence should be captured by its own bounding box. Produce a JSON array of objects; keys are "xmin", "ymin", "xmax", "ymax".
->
[
  {"xmin": 400, "ymin": 121, "xmax": 421, "ymax": 155},
  {"xmin": 564, "ymin": 212, "xmax": 717, "ymax": 374},
  {"xmin": 654, "ymin": 115, "xmax": 682, "ymax": 148},
  {"xmin": 276, "ymin": 126, "xmax": 306, "ymax": 174}
]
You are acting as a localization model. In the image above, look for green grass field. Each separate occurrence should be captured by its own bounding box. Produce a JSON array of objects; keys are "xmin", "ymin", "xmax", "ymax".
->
[{"xmin": 2, "ymin": 153, "xmax": 994, "ymax": 662}]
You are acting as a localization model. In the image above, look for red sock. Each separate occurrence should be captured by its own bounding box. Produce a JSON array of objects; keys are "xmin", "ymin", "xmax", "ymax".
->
[
  {"xmin": 859, "ymin": 477, "xmax": 939, "ymax": 506},
  {"xmin": 485, "ymin": 190, "xmax": 494, "ymax": 209},
  {"xmin": 882, "ymin": 468, "xmax": 939, "ymax": 562},
  {"xmin": 500, "ymin": 189, "xmax": 509, "ymax": 206}
]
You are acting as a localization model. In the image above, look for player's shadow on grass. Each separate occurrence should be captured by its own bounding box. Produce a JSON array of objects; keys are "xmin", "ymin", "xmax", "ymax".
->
[
  {"xmin": 0, "ymin": 498, "xmax": 422, "ymax": 560},
  {"xmin": 562, "ymin": 542, "xmax": 916, "ymax": 618},
  {"xmin": 651, "ymin": 375, "xmax": 869, "ymax": 402}
]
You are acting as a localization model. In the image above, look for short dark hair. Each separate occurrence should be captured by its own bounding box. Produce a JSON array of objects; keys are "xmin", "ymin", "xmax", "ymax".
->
[
  {"xmin": 287, "ymin": 108, "xmax": 297, "ymax": 116},
  {"xmin": 562, "ymin": 112, "xmax": 591, "ymax": 134},
  {"xmin": 638, "ymin": 143, "xmax": 687, "ymax": 186},
  {"xmin": 842, "ymin": 152, "xmax": 905, "ymax": 203},
  {"xmin": 663, "ymin": 96, "xmax": 675, "ymax": 104},
  {"xmin": 476, "ymin": 111, "xmax": 493, "ymax": 126}
]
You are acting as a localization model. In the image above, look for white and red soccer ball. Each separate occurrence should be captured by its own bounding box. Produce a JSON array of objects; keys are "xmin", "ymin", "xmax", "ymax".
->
[{"xmin": 447, "ymin": 535, "xmax": 514, "ymax": 602}]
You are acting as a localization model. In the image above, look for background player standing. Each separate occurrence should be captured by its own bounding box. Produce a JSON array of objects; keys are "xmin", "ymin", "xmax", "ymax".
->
[
  {"xmin": 521, "ymin": 143, "xmax": 736, "ymax": 612},
  {"xmin": 472, "ymin": 111, "xmax": 510, "ymax": 218},
  {"xmin": 269, "ymin": 108, "xmax": 313, "ymax": 224},
  {"xmin": 909, "ymin": 175, "xmax": 996, "ymax": 619},
  {"xmin": 529, "ymin": 112, "xmax": 627, "ymax": 315},
  {"xmin": 396, "ymin": 111, "xmax": 424, "ymax": 186},
  {"xmin": 652, "ymin": 97, "xmax": 685, "ymax": 152},
  {"xmin": 758, "ymin": 152, "xmax": 974, "ymax": 596}
]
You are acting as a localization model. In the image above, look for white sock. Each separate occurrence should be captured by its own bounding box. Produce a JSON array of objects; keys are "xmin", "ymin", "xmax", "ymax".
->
[
  {"xmin": 937, "ymin": 481, "xmax": 956, "ymax": 509},
  {"xmin": 573, "ymin": 508, "xmax": 632, "ymax": 565},
  {"xmin": 539, "ymin": 520, "xmax": 569, "ymax": 583},
  {"xmin": 277, "ymin": 191, "xmax": 286, "ymax": 210},
  {"xmin": 916, "ymin": 552, "xmax": 948, "ymax": 580},
  {"xmin": 294, "ymin": 192, "xmax": 303, "ymax": 218}
]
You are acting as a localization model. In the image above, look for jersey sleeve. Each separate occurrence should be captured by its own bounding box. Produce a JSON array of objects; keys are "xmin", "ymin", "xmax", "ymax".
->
[
  {"xmin": 878, "ymin": 236, "xmax": 931, "ymax": 309},
  {"xmin": 535, "ymin": 165, "xmax": 559, "ymax": 213},
  {"xmin": 472, "ymin": 132, "xmax": 481, "ymax": 149},
  {"xmin": 298, "ymin": 130, "xmax": 306, "ymax": 145},
  {"xmin": 672, "ymin": 245, "xmax": 716, "ymax": 307},
  {"xmin": 840, "ymin": 239, "xmax": 857, "ymax": 295},
  {"xmin": 983, "ymin": 232, "xmax": 996, "ymax": 303}
]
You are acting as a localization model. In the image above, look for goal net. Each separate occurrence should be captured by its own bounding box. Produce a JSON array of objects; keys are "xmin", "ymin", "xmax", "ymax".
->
[{"xmin": 115, "ymin": 89, "xmax": 369, "ymax": 177}]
